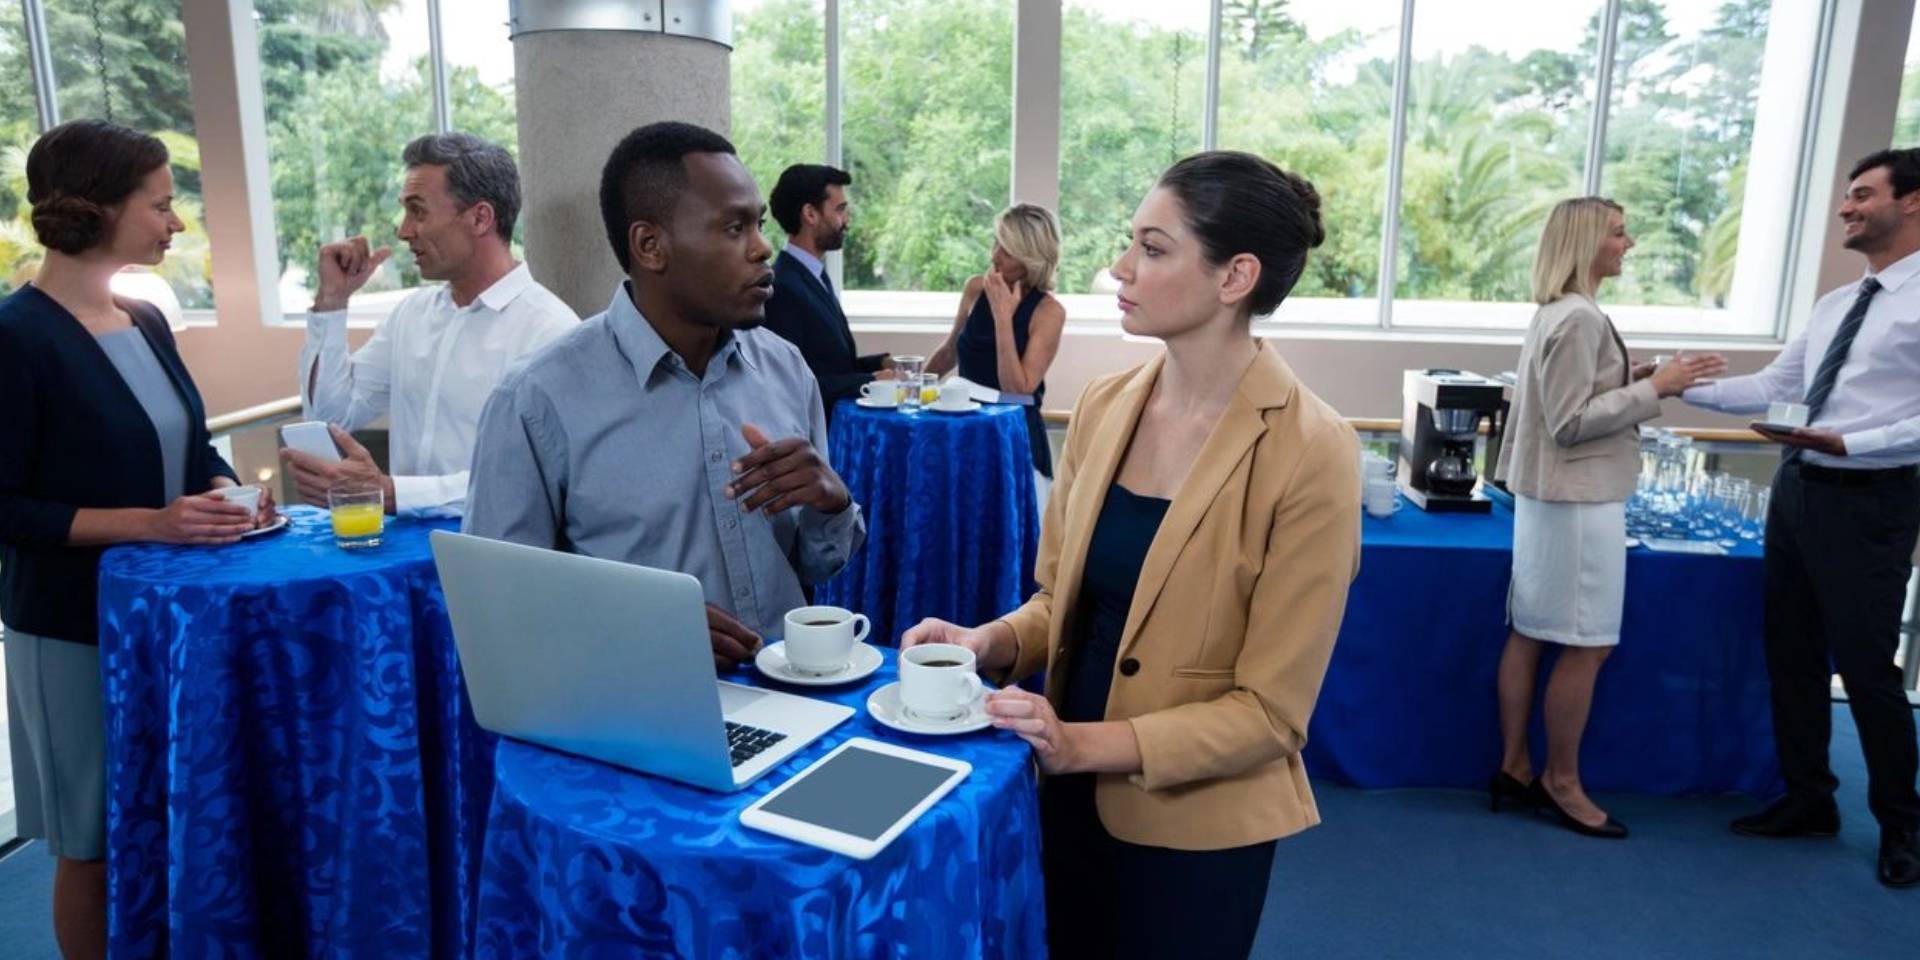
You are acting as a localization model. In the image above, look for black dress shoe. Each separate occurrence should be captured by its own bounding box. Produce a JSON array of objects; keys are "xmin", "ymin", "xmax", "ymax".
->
[
  {"xmin": 1881, "ymin": 828, "xmax": 1920, "ymax": 888},
  {"xmin": 1527, "ymin": 780, "xmax": 1628, "ymax": 839},
  {"xmin": 1488, "ymin": 772, "xmax": 1533, "ymax": 813},
  {"xmin": 1730, "ymin": 797, "xmax": 1840, "ymax": 838}
]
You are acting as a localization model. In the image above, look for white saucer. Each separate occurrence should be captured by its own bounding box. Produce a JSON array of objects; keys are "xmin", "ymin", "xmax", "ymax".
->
[
  {"xmin": 1749, "ymin": 420, "xmax": 1803, "ymax": 435},
  {"xmin": 239, "ymin": 512, "xmax": 291, "ymax": 539},
  {"xmin": 1624, "ymin": 536, "xmax": 1642, "ymax": 549},
  {"xmin": 755, "ymin": 641, "xmax": 884, "ymax": 686},
  {"xmin": 928, "ymin": 401, "xmax": 981, "ymax": 414},
  {"xmin": 866, "ymin": 681, "xmax": 992, "ymax": 735},
  {"xmin": 855, "ymin": 397, "xmax": 901, "ymax": 410}
]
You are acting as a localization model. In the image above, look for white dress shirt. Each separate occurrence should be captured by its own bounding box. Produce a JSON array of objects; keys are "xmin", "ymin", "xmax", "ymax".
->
[
  {"xmin": 300, "ymin": 263, "xmax": 577, "ymax": 515},
  {"xmin": 781, "ymin": 243, "xmax": 832, "ymax": 293},
  {"xmin": 1684, "ymin": 248, "xmax": 1920, "ymax": 469}
]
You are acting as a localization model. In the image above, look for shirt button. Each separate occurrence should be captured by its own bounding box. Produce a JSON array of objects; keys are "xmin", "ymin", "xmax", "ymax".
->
[
  {"xmin": 735, "ymin": 586, "xmax": 750, "ymax": 598},
  {"xmin": 708, "ymin": 450, "xmax": 722, "ymax": 463},
  {"xmin": 1119, "ymin": 658, "xmax": 1140, "ymax": 677},
  {"xmin": 725, "ymin": 518, "xmax": 737, "ymax": 530}
]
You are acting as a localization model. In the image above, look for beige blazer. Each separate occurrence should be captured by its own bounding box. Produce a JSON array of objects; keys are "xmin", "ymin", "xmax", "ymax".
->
[
  {"xmin": 996, "ymin": 344, "xmax": 1362, "ymax": 851},
  {"xmin": 1494, "ymin": 294, "xmax": 1660, "ymax": 503}
]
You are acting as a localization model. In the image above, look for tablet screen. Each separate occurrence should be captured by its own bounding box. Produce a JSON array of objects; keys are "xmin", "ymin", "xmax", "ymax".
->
[{"xmin": 758, "ymin": 744, "xmax": 959, "ymax": 840}]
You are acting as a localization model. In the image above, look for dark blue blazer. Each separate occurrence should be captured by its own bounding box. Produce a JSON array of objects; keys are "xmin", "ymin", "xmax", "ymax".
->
[
  {"xmin": 761, "ymin": 248, "xmax": 886, "ymax": 412},
  {"xmin": 0, "ymin": 285, "xmax": 236, "ymax": 644}
]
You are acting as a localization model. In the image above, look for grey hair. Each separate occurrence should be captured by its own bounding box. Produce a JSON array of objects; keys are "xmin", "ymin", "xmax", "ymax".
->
[{"xmin": 402, "ymin": 133, "xmax": 521, "ymax": 241}]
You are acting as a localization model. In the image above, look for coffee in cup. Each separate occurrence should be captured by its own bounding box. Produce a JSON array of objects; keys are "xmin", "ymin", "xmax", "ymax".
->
[
  {"xmin": 783, "ymin": 605, "xmax": 871, "ymax": 675},
  {"xmin": 899, "ymin": 643, "xmax": 985, "ymax": 721},
  {"xmin": 859, "ymin": 380, "xmax": 899, "ymax": 407}
]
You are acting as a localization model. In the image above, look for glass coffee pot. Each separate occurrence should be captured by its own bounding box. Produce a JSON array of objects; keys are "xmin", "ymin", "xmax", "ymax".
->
[{"xmin": 1425, "ymin": 408, "xmax": 1483, "ymax": 496}]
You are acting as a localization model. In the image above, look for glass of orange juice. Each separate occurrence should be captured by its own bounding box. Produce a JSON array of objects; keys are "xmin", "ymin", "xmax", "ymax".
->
[{"xmin": 327, "ymin": 485, "xmax": 385, "ymax": 549}]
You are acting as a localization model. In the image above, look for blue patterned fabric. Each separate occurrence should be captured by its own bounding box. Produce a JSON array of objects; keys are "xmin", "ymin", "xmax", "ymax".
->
[
  {"xmin": 820, "ymin": 401, "xmax": 1040, "ymax": 646},
  {"xmin": 1304, "ymin": 497, "xmax": 1780, "ymax": 796},
  {"xmin": 474, "ymin": 658, "xmax": 1046, "ymax": 959},
  {"xmin": 98, "ymin": 506, "xmax": 492, "ymax": 959}
]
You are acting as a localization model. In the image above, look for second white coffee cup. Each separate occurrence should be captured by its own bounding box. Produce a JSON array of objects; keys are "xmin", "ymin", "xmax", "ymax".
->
[
  {"xmin": 899, "ymin": 643, "xmax": 985, "ymax": 721},
  {"xmin": 859, "ymin": 381, "xmax": 899, "ymax": 407},
  {"xmin": 783, "ymin": 605, "xmax": 870, "ymax": 674},
  {"xmin": 215, "ymin": 483, "xmax": 262, "ymax": 516}
]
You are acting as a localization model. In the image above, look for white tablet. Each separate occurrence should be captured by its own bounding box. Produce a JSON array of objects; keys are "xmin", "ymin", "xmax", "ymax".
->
[{"xmin": 739, "ymin": 737, "xmax": 970, "ymax": 860}]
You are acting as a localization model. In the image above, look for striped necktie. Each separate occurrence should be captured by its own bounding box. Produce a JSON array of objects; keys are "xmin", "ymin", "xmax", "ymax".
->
[{"xmin": 1787, "ymin": 276, "xmax": 1880, "ymax": 461}]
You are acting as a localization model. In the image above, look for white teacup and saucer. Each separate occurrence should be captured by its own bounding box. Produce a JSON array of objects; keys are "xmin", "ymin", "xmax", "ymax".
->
[
  {"xmin": 929, "ymin": 380, "xmax": 981, "ymax": 414},
  {"xmin": 757, "ymin": 606, "xmax": 882, "ymax": 685},
  {"xmin": 867, "ymin": 643, "xmax": 992, "ymax": 735},
  {"xmin": 855, "ymin": 380, "xmax": 901, "ymax": 410}
]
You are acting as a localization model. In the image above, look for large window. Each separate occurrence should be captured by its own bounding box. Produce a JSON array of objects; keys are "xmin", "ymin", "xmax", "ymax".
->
[
  {"xmin": 1057, "ymin": 0, "xmax": 1207, "ymax": 295},
  {"xmin": 1217, "ymin": 0, "xmax": 1402, "ymax": 323},
  {"xmin": 255, "ymin": 0, "xmax": 433, "ymax": 316},
  {"xmin": 731, "ymin": 0, "xmax": 827, "ymax": 253},
  {"xmin": 841, "ymin": 0, "xmax": 1013, "ymax": 292}
]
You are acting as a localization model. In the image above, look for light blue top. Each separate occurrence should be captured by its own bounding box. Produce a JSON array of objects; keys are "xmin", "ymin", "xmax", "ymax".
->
[
  {"xmin": 96, "ymin": 326, "xmax": 189, "ymax": 504},
  {"xmin": 463, "ymin": 283, "xmax": 866, "ymax": 637}
]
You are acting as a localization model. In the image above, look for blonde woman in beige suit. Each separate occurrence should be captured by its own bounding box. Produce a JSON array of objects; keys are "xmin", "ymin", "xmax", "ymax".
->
[
  {"xmin": 1490, "ymin": 197, "xmax": 1724, "ymax": 838},
  {"xmin": 905, "ymin": 153, "xmax": 1360, "ymax": 959}
]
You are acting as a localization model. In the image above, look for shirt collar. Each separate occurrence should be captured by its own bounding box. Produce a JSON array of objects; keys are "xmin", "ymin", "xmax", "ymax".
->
[
  {"xmin": 468, "ymin": 262, "xmax": 534, "ymax": 313},
  {"xmin": 602, "ymin": 282, "xmax": 755, "ymax": 381},
  {"xmin": 1865, "ymin": 248, "xmax": 1920, "ymax": 294},
  {"xmin": 782, "ymin": 244, "xmax": 827, "ymax": 285}
]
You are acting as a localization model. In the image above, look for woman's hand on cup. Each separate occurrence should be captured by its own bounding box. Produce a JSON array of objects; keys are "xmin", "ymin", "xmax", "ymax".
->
[
  {"xmin": 146, "ymin": 493, "xmax": 254, "ymax": 545},
  {"xmin": 900, "ymin": 617, "xmax": 1013, "ymax": 671}
]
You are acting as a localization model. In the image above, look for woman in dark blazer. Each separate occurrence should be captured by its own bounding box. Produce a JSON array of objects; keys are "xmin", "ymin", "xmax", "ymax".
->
[{"xmin": 0, "ymin": 120, "xmax": 269, "ymax": 960}]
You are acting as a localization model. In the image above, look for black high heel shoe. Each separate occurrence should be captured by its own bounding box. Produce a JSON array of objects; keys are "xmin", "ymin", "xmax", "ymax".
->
[
  {"xmin": 1527, "ymin": 779, "xmax": 1629, "ymax": 839},
  {"xmin": 1488, "ymin": 772, "xmax": 1534, "ymax": 813}
]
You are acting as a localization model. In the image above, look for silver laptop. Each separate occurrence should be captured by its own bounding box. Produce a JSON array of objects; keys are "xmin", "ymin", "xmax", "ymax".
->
[{"xmin": 430, "ymin": 530, "xmax": 853, "ymax": 791}]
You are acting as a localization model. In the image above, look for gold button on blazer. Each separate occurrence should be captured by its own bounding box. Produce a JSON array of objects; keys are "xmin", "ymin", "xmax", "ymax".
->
[{"xmin": 997, "ymin": 344, "xmax": 1362, "ymax": 851}]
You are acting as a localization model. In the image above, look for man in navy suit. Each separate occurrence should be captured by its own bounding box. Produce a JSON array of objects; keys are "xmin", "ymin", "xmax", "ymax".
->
[{"xmin": 763, "ymin": 164, "xmax": 893, "ymax": 417}]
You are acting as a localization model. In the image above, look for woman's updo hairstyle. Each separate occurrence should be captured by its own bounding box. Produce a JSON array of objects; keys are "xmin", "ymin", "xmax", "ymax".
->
[
  {"xmin": 1155, "ymin": 151, "xmax": 1324, "ymax": 317},
  {"xmin": 27, "ymin": 119, "xmax": 170, "ymax": 255}
]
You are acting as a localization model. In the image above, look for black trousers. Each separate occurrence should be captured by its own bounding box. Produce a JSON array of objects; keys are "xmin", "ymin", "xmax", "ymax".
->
[
  {"xmin": 1039, "ymin": 774, "xmax": 1277, "ymax": 960},
  {"xmin": 1763, "ymin": 460, "xmax": 1920, "ymax": 830}
]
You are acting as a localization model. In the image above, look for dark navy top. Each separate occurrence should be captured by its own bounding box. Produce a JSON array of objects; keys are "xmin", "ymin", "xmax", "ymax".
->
[
  {"xmin": 956, "ymin": 285, "xmax": 1053, "ymax": 478},
  {"xmin": 1061, "ymin": 483, "xmax": 1172, "ymax": 724}
]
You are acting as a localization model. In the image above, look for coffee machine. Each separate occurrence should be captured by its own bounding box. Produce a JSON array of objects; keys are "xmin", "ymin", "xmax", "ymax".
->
[{"xmin": 1399, "ymin": 369, "xmax": 1507, "ymax": 513}]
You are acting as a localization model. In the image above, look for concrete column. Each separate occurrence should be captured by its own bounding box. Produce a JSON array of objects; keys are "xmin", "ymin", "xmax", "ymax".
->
[
  {"xmin": 511, "ymin": 2, "xmax": 734, "ymax": 316},
  {"xmin": 1010, "ymin": 0, "xmax": 1061, "ymax": 211}
]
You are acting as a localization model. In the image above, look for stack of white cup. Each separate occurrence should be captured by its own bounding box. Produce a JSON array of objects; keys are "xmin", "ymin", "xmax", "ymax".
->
[{"xmin": 1360, "ymin": 452, "xmax": 1397, "ymax": 519}]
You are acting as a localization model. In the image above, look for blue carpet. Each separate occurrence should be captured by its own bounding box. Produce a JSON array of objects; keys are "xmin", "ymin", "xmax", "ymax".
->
[{"xmin": 0, "ymin": 705, "xmax": 1912, "ymax": 958}]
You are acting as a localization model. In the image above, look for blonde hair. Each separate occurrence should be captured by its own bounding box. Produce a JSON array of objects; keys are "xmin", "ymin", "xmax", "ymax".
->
[
  {"xmin": 1530, "ymin": 196, "xmax": 1624, "ymax": 305},
  {"xmin": 994, "ymin": 203, "xmax": 1061, "ymax": 291}
]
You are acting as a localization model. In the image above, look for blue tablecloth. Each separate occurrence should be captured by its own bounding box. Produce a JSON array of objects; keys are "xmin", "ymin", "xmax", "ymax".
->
[
  {"xmin": 822, "ymin": 401, "xmax": 1040, "ymax": 645},
  {"xmin": 98, "ymin": 506, "xmax": 492, "ymax": 959},
  {"xmin": 473, "ymin": 657, "xmax": 1046, "ymax": 959},
  {"xmin": 1303, "ymin": 497, "xmax": 1780, "ymax": 797}
]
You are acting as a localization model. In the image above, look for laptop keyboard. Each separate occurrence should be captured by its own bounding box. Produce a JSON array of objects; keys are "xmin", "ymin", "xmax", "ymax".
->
[{"xmin": 725, "ymin": 721, "xmax": 788, "ymax": 767}]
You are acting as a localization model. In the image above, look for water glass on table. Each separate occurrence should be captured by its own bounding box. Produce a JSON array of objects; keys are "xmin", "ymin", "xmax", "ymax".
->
[
  {"xmin": 894, "ymin": 355, "xmax": 926, "ymax": 410},
  {"xmin": 327, "ymin": 485, "xmax": 384, "ymax": 549}
]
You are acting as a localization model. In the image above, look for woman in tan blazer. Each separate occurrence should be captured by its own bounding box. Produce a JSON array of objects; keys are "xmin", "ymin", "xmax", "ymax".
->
[
  {"xmin": 1489, "ymin": 197, "xmax": 1722, "ymax": 839},
  {"xmin": 903, "ymin": 153, "xmax": 1360, "ymax": 959}
]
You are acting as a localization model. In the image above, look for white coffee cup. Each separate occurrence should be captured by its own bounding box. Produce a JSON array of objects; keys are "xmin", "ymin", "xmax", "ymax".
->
[
  {"xmin": 859, "ymin": 381, "xmax": 899, "ymax": 407},
  {"xmin": 783, "ymin": 605, "xmax": 870, "ymax": 674},
  {"xmin": 214, "ymin": 484, "xmax": 261, "ymax": 516},
  {"xmin": 936, "ymin": 379, "xmax": 971, "ymax": 410},
  {"xmin": 1767, "ymin": 401, "xmax": 1809, "ymax": 428},
  {"xmin": 899, "ymin": 643, "xmax": 985, "ymax": 721},
  {"xmin": 1364, "ymin": 478, "xmax": 1399, "ymax": 519}
]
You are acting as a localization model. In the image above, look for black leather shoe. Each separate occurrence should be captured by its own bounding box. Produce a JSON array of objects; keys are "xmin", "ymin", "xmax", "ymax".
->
[
  {"xmin": 1730, "ymin": 797, "xmax": 1840, "ymax": 839},
  {"xmin": 1489, "ymin": 772, "xmax": 1533, "ymax": 813},
  {"xmin": 1880, "ymin": 828, "xmax": 1920, "ymax": 888},
  {"xmin": 1527, "ymin": 780, "xmax": 1628, "ymax": 839}
]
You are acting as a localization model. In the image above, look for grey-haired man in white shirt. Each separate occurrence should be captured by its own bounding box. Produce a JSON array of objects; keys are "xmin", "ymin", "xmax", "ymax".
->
[
  {"xmin": 285, "ymin": 133, "xmax": 576, "ymax": 517},
  {"xmin": 1685, "ymin": 148, "xmax": 1920, "ymax": 888}
]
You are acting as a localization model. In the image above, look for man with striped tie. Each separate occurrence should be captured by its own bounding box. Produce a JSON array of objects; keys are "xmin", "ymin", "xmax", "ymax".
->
[{"xmin": 1685, "ymin": 148, "xmax": 1920, "ymax": 888}]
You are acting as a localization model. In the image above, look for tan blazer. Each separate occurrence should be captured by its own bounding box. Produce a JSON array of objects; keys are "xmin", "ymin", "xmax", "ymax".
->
[
  {"xmin": 997, "ymin": 344, "xmax": 1361, "ymax": 851},
  {"xmin": 1494, "ymin": 294, "xmax": 1660, "ymax": 503}
]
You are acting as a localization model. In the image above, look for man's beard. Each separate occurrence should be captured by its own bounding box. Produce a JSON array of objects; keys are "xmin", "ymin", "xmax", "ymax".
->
[
  {"xmin": 819, "ymin": 227, "xmax": 846, "ymax": 252},
  {"xmin": 1843, "ymin": 213, "xmax": 1894, "ymax": 252}
]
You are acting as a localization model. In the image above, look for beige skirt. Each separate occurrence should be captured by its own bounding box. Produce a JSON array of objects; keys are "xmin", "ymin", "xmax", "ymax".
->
[{"xmin": 1508, "ymin": 494, "xmax": 1627, "ymax": 647}]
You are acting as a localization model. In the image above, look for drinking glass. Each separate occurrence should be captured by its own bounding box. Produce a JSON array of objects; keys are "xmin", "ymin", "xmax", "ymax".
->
[
  {"xmin": 328, "ymin": 486, "xmax": 384, "ymax": 549},
  {"xmin": 894, "ymin": 355, "xmax": 926, "ymax": 410}
]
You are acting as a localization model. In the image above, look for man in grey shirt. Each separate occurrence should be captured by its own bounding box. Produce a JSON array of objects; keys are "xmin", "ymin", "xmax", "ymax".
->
[{"xmin": 464, "ymin": 121, "xmax": 865, "ymax": 671}]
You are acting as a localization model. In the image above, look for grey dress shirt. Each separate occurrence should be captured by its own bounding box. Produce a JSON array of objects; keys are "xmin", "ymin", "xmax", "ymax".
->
[
  {"xmin": 96, "ymin": 327, "xmax": 191, "ymax": 504},
  {"xmin": 463, "ymin": 283, "xmax": 866, "ymax": 638}
]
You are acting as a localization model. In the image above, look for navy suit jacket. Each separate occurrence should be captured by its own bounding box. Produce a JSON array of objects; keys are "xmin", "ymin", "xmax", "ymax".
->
[
  {"xmin": 762, "ymin": 248, "xmax": 886, "ymax": 412},
  {"xmin": 0, "ymin": 286, "xmax": 236, "ymax": 643}
]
